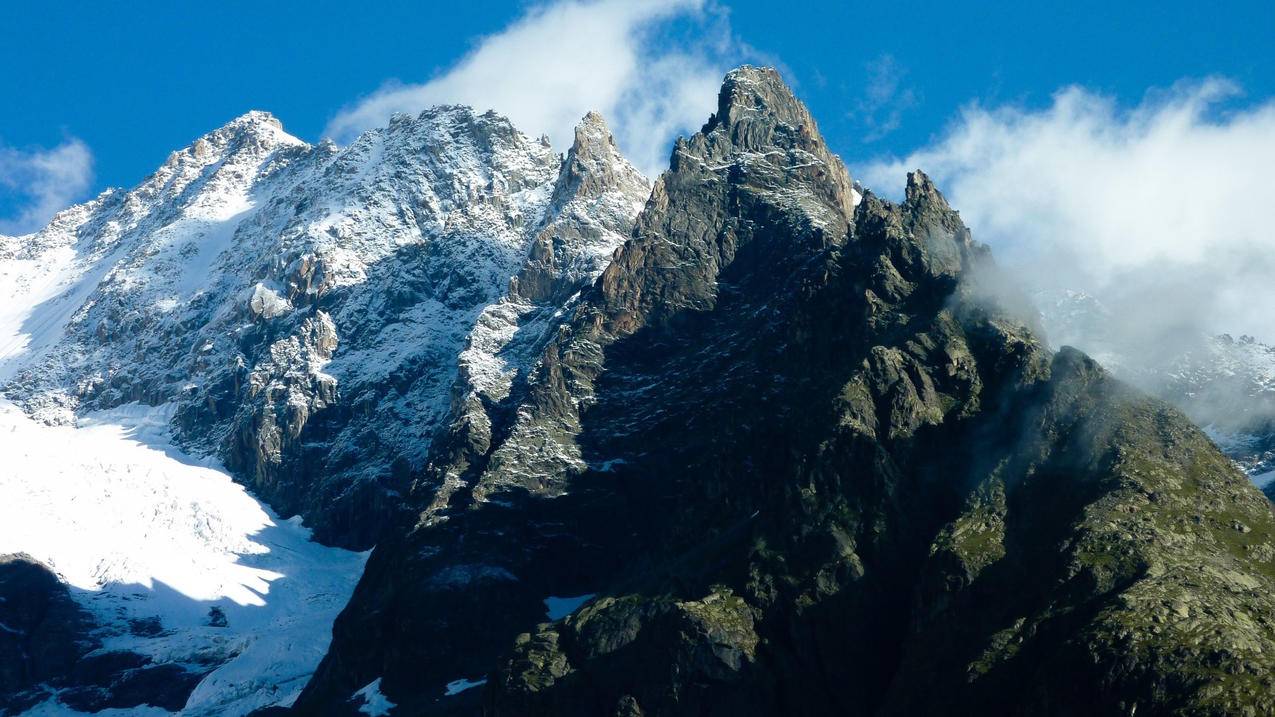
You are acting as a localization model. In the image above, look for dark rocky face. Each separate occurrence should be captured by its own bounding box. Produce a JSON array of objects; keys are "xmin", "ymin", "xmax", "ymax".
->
[
  {"xmin": 0, "ymin": 555, "xmax": 207, "ymax": 713},
  {"xmin": 5, "ymin": 65, "xmax": 1271, "ymax": 716},
  {"xmin": 292, "ymin": 68, "xmax": 1275, "ymax": 717},
  {"xmin": 0, "ymin": 555, "xmax": 93, "ymax": 708}
]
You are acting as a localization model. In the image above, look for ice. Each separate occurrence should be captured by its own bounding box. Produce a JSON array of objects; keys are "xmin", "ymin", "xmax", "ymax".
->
[
  {"xmin": 353, "ymin": 678, "xmax": 397, "ymax": 716},
  {"xmin": 0, "ymin": 400, "xmax": 367, "ymax": 715},
  {"xmin": 443, "ymin": 678, "xmax": 488, "ymax": 696},
  {"xmin": 544, "ymin": 593, "xmax": 595, "ymax": 620}
]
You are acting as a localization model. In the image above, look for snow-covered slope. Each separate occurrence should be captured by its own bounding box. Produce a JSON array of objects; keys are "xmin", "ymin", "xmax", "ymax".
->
[
  {"xmin": 0, "ymin": 111, "xmax": 310, "ymax": 411},
  {"xmin": 0, "ymin": 400, "xmax": 365, "ymax": 715},
  {"xmin": 0, "ymin": 104, "xmax": 650, "ymax": 712},
  {"xmin": 0, "ymin": 107, "xmax": 650, "ymax": 549}
]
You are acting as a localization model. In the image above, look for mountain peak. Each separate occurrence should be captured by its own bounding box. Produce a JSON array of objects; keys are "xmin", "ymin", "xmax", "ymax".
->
[
  {"xmin": 186, "ymin": 110, "xmax": 304, "ymax": 159},
  {"xmin": 714, "ymin": 65, "xmax": 812, "ymax": 131},
  {"xmin": 578, "ymin": 109, "xmax": 609, "ymax": 130},
  {"xmin": 513, "ymin": 110, "xmax": 649, "ymax": 304},
  {"xmin": 905, "ymin": 169, "xmax": 945, "ymax": 205},
  {"xmin": 568, "ymin": 111, "xmax": 617, "ymax": 158},
  {"xmin": 547, "ymin": 111, "xmax": 648, "ymax": 209},
  {"xmin": 568, "ymin": 111, "xmax": 618, "ymax": 161},
  {"xmin": 227, "ymin": 109, "xmax": 283, "ymax": 129},
  {"xmin": 150, "ymin": 110, "xmax": 304, "ymax": 191}
]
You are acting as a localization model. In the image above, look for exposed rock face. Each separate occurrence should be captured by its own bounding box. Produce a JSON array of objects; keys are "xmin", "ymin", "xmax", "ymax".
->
[
  {"xmin": 1038, "ymin": 292, "xmax": 1275, "ymax": 496},
  {"xmin": 514, "ymin": 111, "xmax": 652, "ymax": 305},
  {"xmin": 5, "ymin": 65, "xmax": 1275, "ymax": 717},
  {"xmin": 294, "ymin": 68, "xmax": 1275, "ymax": 716},
  {"xmin": 0, "ymin": 555, "xmax": 94, "ymax": 710},
  {"xmin": 1, "ymin": 106, "xmax": 649, "ymax": 549},
  {"xmin": 0, "ymin": 555, "xmax": 206, "ymax": 714},
  {"xmin": 435, "ymin": 112, "xmax": 651, "ymax": 516}
]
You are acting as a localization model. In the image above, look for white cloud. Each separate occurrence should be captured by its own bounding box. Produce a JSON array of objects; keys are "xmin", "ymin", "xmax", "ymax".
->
[
  {"xmin": 324, "ymin": 0, "xmax": 747, "ymax": 178},
  {"xmin": 852, "ymin": 54, "xmax": 917, "ymax": 143},
  {"xmin": 0, "ymin": 137, "xmax": 94, "ymax": 235},
  {"xmin": 859, "ymin": 79, "xmax": 1275, "ymax": 347}
]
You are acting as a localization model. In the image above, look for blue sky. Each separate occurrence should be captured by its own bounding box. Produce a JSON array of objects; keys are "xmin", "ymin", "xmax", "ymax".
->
[
  {"xmin": 3, "ymin": 0, "xmax": 1271, "ymax": 212},
  {"xmin": 2, "ymin": 0, "xmax": 1273, "ymax": 342}
]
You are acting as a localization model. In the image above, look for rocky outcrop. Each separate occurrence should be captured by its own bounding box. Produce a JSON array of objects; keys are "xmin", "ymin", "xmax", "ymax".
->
[
  {"xmin": 0, "ymin": 555, "xmax": 94, "ymax": 711},
  {"xmin": 513, "ymin": 111, "xmax": 652, "ymax": 305},
  {"xmin": 0, "ymin": 555, "xmax": 206, "ymax": 714},
  {"xmin": 1, "ymin": 105, "xmax": 648, "ymax": 550},
  {"xmin": 430, "ymin": 111, "xmax": 651, "ymax": 519},
  {"xmin": 295, "ymin": 68, "xmax": 1275, "ymax": 716},
  {"xmin": 1037, "ymin": 293, "xmax": 1275, "ymax": 489}
]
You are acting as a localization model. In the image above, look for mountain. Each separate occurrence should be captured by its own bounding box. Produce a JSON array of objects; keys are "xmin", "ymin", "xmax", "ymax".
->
[
  {"xmin": 293, "ymin": 69, "xmax": 1275, "ymax": 715},
  {"xmin": 1, "ymin": 106, "xmax": 649, "ymax": 550},
  {"xmin": 0, "ymin": 105, "xmax": 647, "ymax": 713},
  {"xmin": 1037, "ymin": 290, "xmax": 1275, "ymax": 494},
  {"xmin": 3, "ymin": 66, "xmax": 1275, "ymax": 716}
]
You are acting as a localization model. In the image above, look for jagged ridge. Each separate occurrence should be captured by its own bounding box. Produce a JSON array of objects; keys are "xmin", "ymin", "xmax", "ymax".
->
[
  {"xmin": 297, "ymin": 67, "xmax": 1275, "ymax": 717},
  {"xmin": 0, "ymin": 105, "xmax": 650, "ymax": 550}
]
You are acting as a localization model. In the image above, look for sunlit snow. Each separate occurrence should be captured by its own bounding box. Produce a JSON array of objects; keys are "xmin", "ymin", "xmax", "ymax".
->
[
  {"xmin": 0, "ymin": 400, "xmax": 367, "ymax": 715},
  {"xmin": 353, "ymin": 678, "xmax": 397, "ymax": 715}
]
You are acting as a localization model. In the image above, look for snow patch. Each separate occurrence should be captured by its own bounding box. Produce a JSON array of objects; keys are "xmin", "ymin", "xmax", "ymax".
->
[
  {"xmin": 353, "ymin": 678, "xmax": 396, "ymax": 716},
  {"xmin": 0, "ymin": 400, "xmax": 367, "ymax": 715},
  {"xmin": 248, "ymin": 282, "xmax": 292, "ymax": 319},
  {"xmin": 544, "ymin": 593, "xmax": 595, "ymax": 620},
  {"xmin": 444, "ymin": 678, "xmax": 487, "ymax": 696},
  {"xmin": 19, "ymin": 701, "xmax": 172, "ymax": 717}
]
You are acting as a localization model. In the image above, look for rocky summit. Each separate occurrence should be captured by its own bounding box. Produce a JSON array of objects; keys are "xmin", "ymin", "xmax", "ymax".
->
[{"xmin": 2, "ymin": 67, "xmax": 1274, "ymax": 716}]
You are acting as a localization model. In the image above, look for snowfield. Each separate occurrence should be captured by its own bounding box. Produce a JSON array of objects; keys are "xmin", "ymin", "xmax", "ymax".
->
[
  {"xmin": 0, "ymin": 400, "xmax": 366, "ymax": 715},
  {"xmin": 0, "ymin": 104, "xmax": 651, "ymax": 714}
]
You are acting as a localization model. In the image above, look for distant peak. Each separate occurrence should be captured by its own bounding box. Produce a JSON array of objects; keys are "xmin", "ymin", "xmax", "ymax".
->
[
  {"xmin": 715, "ymin": 66, "xmax": 809, "ymax": 128},
  {"xmin": 193, "ymin": 110, "xmax": 302, "ymax": 153},
  {"xmin": 548, "ymin": 111, "xmax": 648, "ymax": 210},
  {"xmin": 904, "ymin": 170, "xmax": 950, "ymax": 209},
  {"xmin": 570, "ymin": 111, "xmax": 615, "ymax": 152},
  {"xmin": 384, "ymin": 104, "xmax": 531, "ymax": 149}
]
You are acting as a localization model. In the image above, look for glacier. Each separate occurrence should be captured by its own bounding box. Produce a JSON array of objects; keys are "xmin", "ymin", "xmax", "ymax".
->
[
  {"xmin": 0, "ymin": 99, "xmax": 649, "ymax": 713},
  {"xmin": 0, "ymin": 400, "xmax": 366, "ymax": 715}
]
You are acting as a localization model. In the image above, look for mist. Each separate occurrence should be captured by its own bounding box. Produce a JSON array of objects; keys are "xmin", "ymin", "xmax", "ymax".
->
[
  {"xmin": 859, "ymin": 79, "xmax": 1275, "ymax": 431},
  {"xmin": 860, "ymin": 78, "xmax": 1275, "ymax": 344},
  {"xmin": 324, "ymin": 0, "xmax": 750, "ymax": 178}
]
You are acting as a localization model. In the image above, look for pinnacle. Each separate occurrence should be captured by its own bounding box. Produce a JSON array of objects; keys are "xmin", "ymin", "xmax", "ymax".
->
[
  {"xmin": 569, "ymin": 111, "xmax": 616, "ymax": 154},
  {"xmin": 579, "ymin": 110, "xmax": 609, "ymax": 128},
  {"xmin": 198, "ymin": 110, "xmax": 300, "ymax": 151},
  {"xmin": 716, "ymin": 65, "xmax": 809, "ymax": 128},
  {"xmin": 549, "ymin": 110, "xmax": 648, "ymax": 209},
  {"xmin": 904, "ymin": 169, "xmax": 951, "ymax": 210}
]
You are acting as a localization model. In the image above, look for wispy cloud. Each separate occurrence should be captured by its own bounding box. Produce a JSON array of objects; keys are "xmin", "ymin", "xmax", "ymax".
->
[
  {"xmin": 0, "ymin": 137, "xmax": 94, "ymax": 235},
  {"xmin": 851, "ymin": 54, "xmax": 918, "ymax": 143},
  {"xmin": 859, "ymin": 79, "xmax": 1275, "ymax": 349},
  {"xmin": 324, "ymin": 0, "xmax": 750, "ymax": 177}
]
